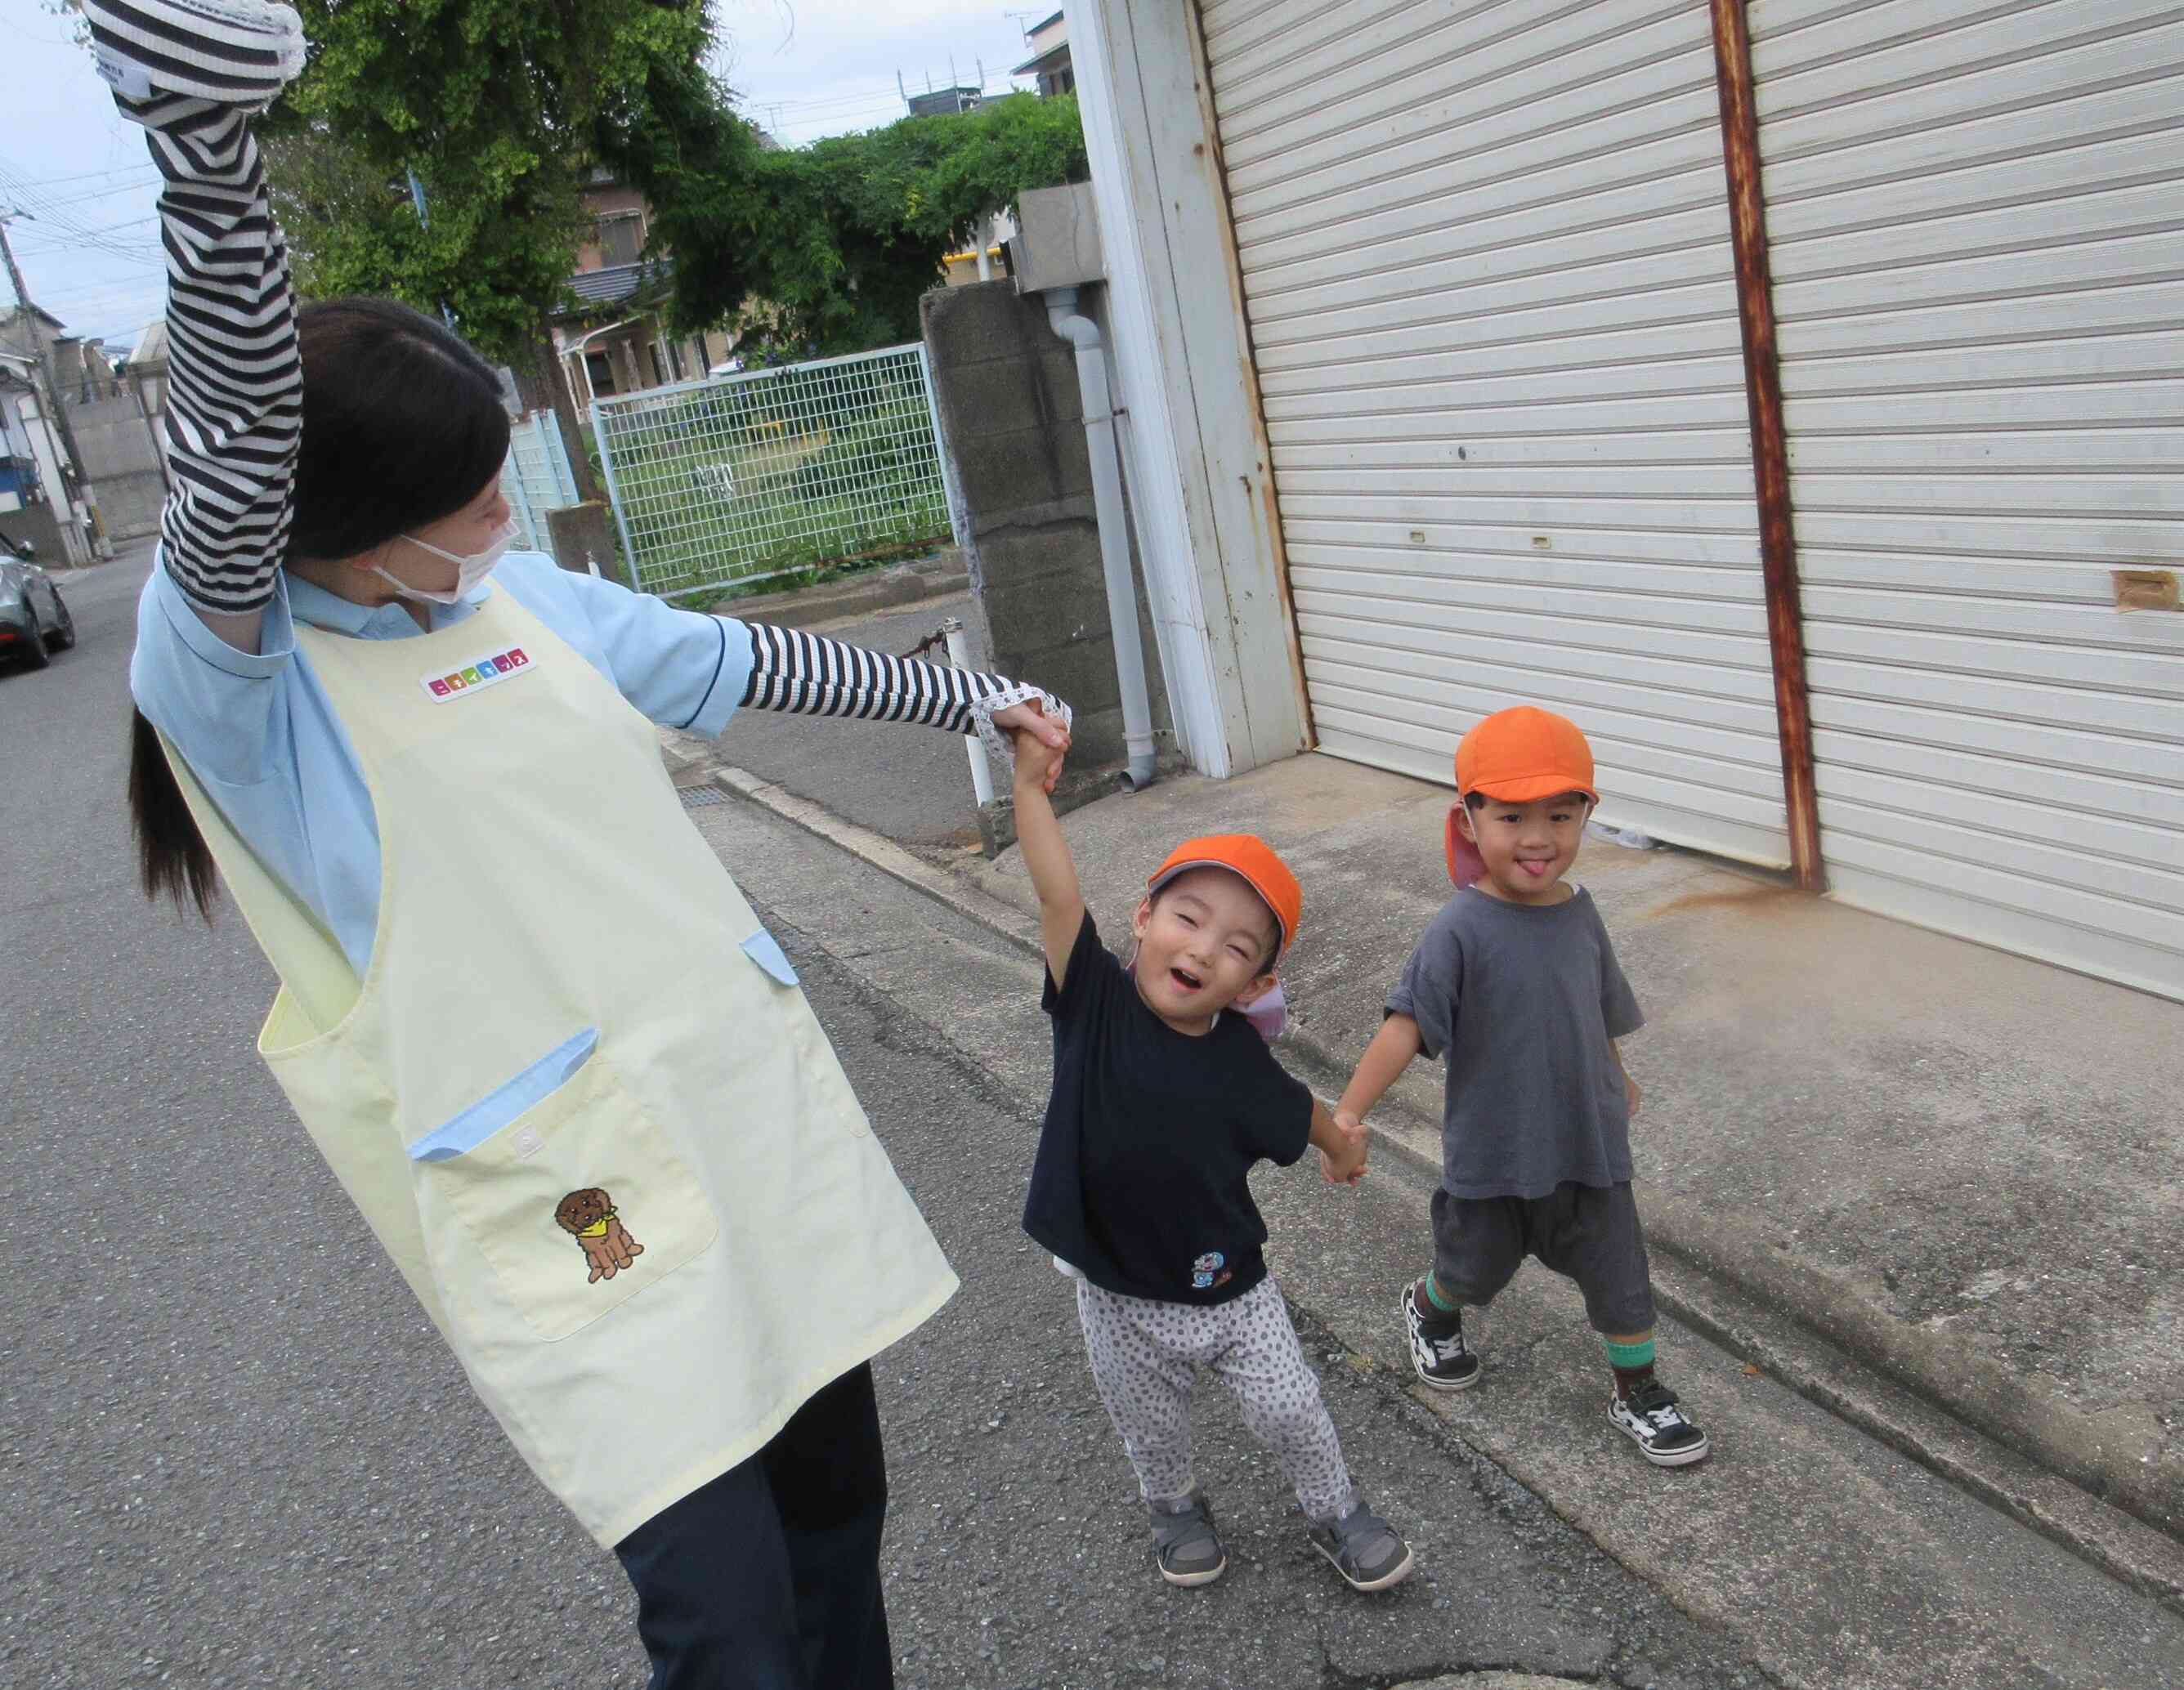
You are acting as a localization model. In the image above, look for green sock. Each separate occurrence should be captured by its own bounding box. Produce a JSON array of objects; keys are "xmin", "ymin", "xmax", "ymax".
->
[
  {"xmin": 1424, "ymin": 1273, "xmax": 1460, "ymax": 1314},
  {"xmin": 1602, "ymin": 1336, "xmax": 1656, "ymax": 1370}
]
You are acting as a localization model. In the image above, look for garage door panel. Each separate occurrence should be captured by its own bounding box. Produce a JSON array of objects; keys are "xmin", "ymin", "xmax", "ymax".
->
[
  {"xmin": 1781, "ymin": 381, "xmax": 2181, "ymax": 434},
  {"xmin": 1803, "ymin": 583, "xmax": 2184, "ymax": 654},
  {"xmin": 1808, "ymin": 688, "xmax": 2176, "ymax": 784},
  {"xmin": 1216, "ymin": 0, "xmax": 1692, "ymax": 175},
  {"xmin": 1788, "ymin": 429, "xmax": 2184, "ymax": 477},
  {"xmin": 1797, "ymin": 544, "xmax": 2169, "ymax": 606},
  {"xmin": 1767, "ymin": 182, "xmax": 2182, "ymax": 288},
  {"xmin": 1278, "ymin": 427, "xmax": 1757, "ymax": 473},
  {"xmin": 1268, "ymin": 395, "xmax": 1753, "ymax": 445},
  {"xmin": 1817, "ymin": 826, "xmax": 2184, "ymax": 959},
  {"xmin": 1766, "ymin": 129, "xmax": 2177, "ymax": 247},
  {"xmin": 1239, "ymin": 181, "xmax": 1732, "ymax": 304},
  {"xmin": 1776, "ymin": 329, "xmax": 2179, "ymax": 395},
  {"xmin": 1761, "ymin": 60, "xmax": 2184, "ymax": 199},
  {"xmin": 1263, "ymin": 353, "xmax": 1752, "ymax": 418},
  {"xmin": 1293, "ymin": 589, "xmax": 1773, "ymax": 675},
  {"xmin": 1282, "ymin": 490, "xmax": 1758, "ymax": 537},
  {"xmin": 1810, "ymin": 730, "xmax": 2184, "ymax": 832},
  {"xmin": 1808, "ymin": 655, "xmax": 2184, "ymax": 742},
  {"xmin": 1230, "ymin": 64, "xmax": 1716, "ymax": 233},
  {"xmin": 1264, "ymin": 318, "xmax": 1748, "ymax": 398},
  {"xmin": 1253, "ymin": 258, "xmax": 1732, "ymax": 364},
  {"xmin": 1236, "ymin": 118, "xmax": 1725, "ymax": 275},
  {"xmin": 1823, "ymin": 865, "xmax": 2182, "ymax": 999},
  {"xmin": 1757, "ymin": 33, "xmax": 2184, "ymax": 156},
  {"xmin": 1304, "ymin": 669, "xmax": 1786, "ymax": 776},
  {"xmin": 1771, "ymin": 229, "xmax": 2184, "ymax": 323},
  {"xmin": 1290, "ymin": 564, "xmax": 1766, "ymax": 635},
  {"xmin": 1279, "ymin": 463, "xmax": 1761, "ymax": 503},
  {"xmin": 1816, "ymin": 761, "xmax": 2184, "ymax": 875},
  {"xmin": 1284, "ymin": 522, "xmax": 1762, "ymax": 571},
  {"xmin": 1776, "ymin": 280, "xmax": 2182, "ymax": 360},
  {"xmin": 1295, "ymin": 620, "xmax": 1779, "ymax": 715},
  {"xmin": 1263, "ymin": 311, "xmax": 1746, "ymax": 391},
  {"xmin": 1752, "ymin": 0, "xmax": 2182, "ymax": 118}
]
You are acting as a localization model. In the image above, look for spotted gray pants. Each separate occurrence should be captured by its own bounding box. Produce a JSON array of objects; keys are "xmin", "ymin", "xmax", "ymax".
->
[{"xmin": 1075, "ymin": 1276, "xmax": 1355, "ymax": 1522}]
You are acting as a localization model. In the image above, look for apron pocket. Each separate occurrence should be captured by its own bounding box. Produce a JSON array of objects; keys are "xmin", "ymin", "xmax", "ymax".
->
[{"xmin": 412, "ymin": 1050, "xmax": 718, "ymax": 1342}]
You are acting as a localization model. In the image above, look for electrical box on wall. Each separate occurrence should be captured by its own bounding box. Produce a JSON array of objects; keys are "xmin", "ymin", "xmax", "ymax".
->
[{"xmin": 1009, "ymin": 182, "xmax": 1104, "ymax": 293}]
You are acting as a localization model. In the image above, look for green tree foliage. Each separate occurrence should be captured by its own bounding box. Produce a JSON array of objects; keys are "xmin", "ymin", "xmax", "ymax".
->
[
  {"xmin": 261, "ymin": 3, "xmax": 1084, "ymax": 366},
  {"xmin": 635, "ymin": 93, "xmax": 1088, "ymax": 356}
]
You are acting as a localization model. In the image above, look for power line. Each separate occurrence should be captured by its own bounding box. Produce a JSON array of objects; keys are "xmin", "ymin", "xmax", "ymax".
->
[{"xmin": 1, "ymin": 163, "xmax": 158, "ymax": 190}]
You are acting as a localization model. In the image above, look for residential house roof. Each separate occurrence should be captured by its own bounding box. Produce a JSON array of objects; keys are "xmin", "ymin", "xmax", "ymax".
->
[{"xmin": 561, "ymin": 257, "xmax": 673, "ymax": 315}]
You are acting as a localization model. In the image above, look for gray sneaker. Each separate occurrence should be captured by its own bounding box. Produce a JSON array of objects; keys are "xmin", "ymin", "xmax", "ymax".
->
[
  {"xmin": 1148, "ymin": 1490, "xmax": 1227, "ymax": 1587},
  {"xmin": 1306, "ymin": 1498, "xmax": 1416, "ymax": 1591}
]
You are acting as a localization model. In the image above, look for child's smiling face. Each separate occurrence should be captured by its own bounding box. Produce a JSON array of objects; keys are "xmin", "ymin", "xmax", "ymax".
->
[
  {"xmin": 1456, "ymin": 790, "xmax": 1591, "ymax": 905},
  {"xmin": 1130, "ymin": 867, "xmax": 1279, "ymax": 1035}
]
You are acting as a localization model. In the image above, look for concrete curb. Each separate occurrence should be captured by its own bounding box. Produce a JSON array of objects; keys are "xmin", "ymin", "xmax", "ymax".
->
[
  {"xmin": 709, "ymin": 761, "xmax": 2184, "ymax": 1607},
  {"xmin": 701, "ymin": 549, "xmax": 969, "ymax": 628}
]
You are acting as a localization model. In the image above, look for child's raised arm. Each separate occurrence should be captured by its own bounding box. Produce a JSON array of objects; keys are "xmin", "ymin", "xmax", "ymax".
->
[
  {"xmin": 1010, "ymin": 726, "xmax": 1085, "ymax": 991},
  {"xmin": 1336, "ymin": 1013, "xmax": 1425, "ymax": 1130}
]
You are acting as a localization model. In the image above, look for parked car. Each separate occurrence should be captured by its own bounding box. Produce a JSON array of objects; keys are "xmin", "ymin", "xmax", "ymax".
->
[{"xmin": 0, "ymin": 539, "xmax": 75, "ymax": 670}]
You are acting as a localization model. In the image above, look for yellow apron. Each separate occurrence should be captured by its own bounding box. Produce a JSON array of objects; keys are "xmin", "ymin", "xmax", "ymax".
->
[{"xmin": 161, "ymin": 588, "xmax": 958, "ymax": 1546}]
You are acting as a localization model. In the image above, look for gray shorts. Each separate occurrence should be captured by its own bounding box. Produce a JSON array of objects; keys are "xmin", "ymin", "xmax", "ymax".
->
[{"xmin": 1430, "ymin": 1181, "xmax": 1657, "ymax": 1336}]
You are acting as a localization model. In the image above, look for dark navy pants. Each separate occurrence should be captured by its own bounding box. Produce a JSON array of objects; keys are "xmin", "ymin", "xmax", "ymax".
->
[{"xmin": 615, "ymin": 1364, "xmax": 893, "ymax": 1689}]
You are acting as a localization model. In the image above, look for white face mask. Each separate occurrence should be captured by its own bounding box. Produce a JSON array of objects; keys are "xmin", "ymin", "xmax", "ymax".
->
[{"xmin": 374, "ymin": 517, "xmax": 520, "ymax": 606}]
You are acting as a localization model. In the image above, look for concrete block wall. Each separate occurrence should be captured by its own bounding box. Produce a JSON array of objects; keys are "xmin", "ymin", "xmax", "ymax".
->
[
  {"xmin": 920, "ymin": 279, "xmax": 1169, "ymax": 768},
  {"xmin": 68, "ymin": 387, "xmax": 167, "ymax": 542}
]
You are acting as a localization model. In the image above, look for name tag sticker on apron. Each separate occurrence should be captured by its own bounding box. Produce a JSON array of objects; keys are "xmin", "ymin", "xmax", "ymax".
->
[{"xmin": 420, "ymin": 643, "xmax": 538, "ymax": 702}]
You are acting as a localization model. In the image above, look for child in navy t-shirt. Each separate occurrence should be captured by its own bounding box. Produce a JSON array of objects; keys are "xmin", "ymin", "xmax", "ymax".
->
[{"xmin": 1006, "ymin": 722, "xmax": 1416, "ymax": 1594}]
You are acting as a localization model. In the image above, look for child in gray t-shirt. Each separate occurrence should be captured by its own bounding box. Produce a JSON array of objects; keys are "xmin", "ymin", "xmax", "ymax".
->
[{"xmin": 1336, "ymin": 707, "xmax": 1709, "ymax": 1469}]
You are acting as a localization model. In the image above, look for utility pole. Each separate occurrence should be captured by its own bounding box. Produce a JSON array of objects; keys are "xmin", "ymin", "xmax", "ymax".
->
[{"xmin": 0, "ymin": 208, "xmax": 95, "ymax": 541}]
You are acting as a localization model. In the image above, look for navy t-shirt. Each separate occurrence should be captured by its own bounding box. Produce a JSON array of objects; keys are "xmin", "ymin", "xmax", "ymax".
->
[{"xmin": 1023, "ymin": 910, "xmax": 1315, "ymax": 1305}]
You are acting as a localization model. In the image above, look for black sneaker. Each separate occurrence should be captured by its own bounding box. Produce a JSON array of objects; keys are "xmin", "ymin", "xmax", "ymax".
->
[
  {"xmin": 1608, "ymin": 1379, "xmax": 1711, "ymax": 1467},
  {"xmin": 1305, "ymin": 1497, "xmax": 1416, "ymax": 1592},
  {"xmin": 82, "ymin": 0, "xmax": 307, "ymax": 110},
  {"xmin": 1402, "ymin": 1280, "xmax": 1480, "ymax": 1389},
  {"xmin": 1148, "ymin": 1490, "xmax": 1226, "ymax": 1587}
]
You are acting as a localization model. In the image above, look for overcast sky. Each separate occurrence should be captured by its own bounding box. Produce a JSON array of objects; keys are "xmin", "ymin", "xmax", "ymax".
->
[{"xmin": 0, "ymin": 0, "xmax": 1053, "ymax": 357}]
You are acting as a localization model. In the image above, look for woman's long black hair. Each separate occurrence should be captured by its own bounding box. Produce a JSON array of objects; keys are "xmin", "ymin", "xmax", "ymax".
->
[{"xmin": 131, "ymin": 297, "xmax": 512, "ymax": 917}]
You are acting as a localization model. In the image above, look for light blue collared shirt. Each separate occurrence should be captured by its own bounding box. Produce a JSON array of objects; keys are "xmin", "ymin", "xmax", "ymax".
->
[{"xmin": 131, "ymin": 552, "xmax": 754, "ymax": 975}]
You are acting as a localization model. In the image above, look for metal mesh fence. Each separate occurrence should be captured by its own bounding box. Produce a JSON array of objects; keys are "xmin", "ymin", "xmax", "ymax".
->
[
  {"xmin": 591, "ymin": 343, "xmax": 956, "ymax": 601},
  {"xmin": 501, "ymin": 410, "xmax": 583, "ymax": 562}
]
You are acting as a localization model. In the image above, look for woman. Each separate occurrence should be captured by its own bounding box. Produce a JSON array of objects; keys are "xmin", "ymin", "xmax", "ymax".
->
[{"xmin": 92, "ymin": 5, "xmax": 1069, "ymax": 1685}]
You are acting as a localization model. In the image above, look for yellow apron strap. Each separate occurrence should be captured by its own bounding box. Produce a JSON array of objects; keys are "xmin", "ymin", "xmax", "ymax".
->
[{"xmin": 157, "ymin": 730, "xmax": 361, "ymax": 1036}]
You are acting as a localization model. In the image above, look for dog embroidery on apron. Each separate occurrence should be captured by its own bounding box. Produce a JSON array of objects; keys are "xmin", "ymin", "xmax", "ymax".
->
[{"xmin": 556, "ymin": 1187, "xmax": 646, "ymax": 1283}]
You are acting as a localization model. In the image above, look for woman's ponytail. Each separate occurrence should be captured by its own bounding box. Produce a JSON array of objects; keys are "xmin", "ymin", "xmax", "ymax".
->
[{"xmin": 128, "ymin": 706, "xmax": 217, "ymax": 919}]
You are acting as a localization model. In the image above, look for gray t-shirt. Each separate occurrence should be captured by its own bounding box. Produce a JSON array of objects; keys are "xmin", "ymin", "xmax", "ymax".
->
[{"xmin": 1388, "ymin": 886, "xmax": 1644, "ymax": 1200}]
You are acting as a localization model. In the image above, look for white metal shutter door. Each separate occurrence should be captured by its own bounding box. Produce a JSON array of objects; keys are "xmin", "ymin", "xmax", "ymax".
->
[
  {"xmin": 1752, "ymin": 0, "xmax": 2184, "ymax": 999},
  {"xmin": 1200, "ymin": 0, "xmax": 1791, "ymax": 865}
]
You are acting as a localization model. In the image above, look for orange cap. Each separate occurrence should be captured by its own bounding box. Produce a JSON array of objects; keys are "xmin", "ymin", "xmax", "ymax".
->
[
  {"xmin": 1147, "ymin": 834, "xmax": 1301, "ymax": 959},
  {"xmin": 1454, "ymin": 706, "xmax": 1597, "ymax": 805}
]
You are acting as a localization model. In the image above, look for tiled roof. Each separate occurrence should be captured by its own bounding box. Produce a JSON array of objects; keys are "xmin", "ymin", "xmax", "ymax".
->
[{"xmin": 562, "ymin": 258, "xmax": 673, "ymax": 312}]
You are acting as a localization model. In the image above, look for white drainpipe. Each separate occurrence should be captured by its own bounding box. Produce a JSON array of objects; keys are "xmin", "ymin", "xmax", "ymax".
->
[{"xmin": 1043, "ymin": 285, "xmax": 1158, "ymax": 791}]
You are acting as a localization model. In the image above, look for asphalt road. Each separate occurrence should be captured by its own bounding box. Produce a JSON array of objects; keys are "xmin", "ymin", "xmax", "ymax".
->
[{"xmin": 0, "ymin": 548, "xmax": 1761, "ymax": 1688}]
